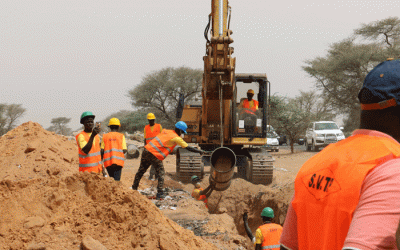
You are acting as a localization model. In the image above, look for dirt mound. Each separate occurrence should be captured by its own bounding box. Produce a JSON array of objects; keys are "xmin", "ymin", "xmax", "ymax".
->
[
  {"xmin": 0, "ymin": 121, "xmax": 78, "ymax": 181},
  {"xmin": 0, "ymin": 172, "xmax": 218, "ymax": 250}
]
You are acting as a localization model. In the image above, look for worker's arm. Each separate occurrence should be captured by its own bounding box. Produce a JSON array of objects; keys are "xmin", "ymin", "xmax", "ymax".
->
[
  {"xmin": 243, "ymin": 212, "xmax": 255, "ymax": 243},
  {"xmin": 200, "ymin": 182, "xmax": 215, "ymax": 197},
  {"xmin": 255, "ymin": 244, "xmax": 262, "ymax": 250},
  {"xmin": 280, "ymin": 246, "xmax": 289, "ymax": 250},
  {"xmin": 122, "ymin": 135, "xmax": 128, "ymax": 154},
  {"xmin": 81, "ymin": 127, "xmax": 100, "ymax": 154},
  {"xmin": 186, "ymin": 146, "xmax": 205, "ymax": 154},
  {"xmin": 170, "ymin": 137, "xmax": 208, "ymax": 154}
]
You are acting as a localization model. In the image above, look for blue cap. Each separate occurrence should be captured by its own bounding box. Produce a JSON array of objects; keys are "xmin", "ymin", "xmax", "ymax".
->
[
  {"xmin": 358, "ymin": 59, "xmax": 400, "ymax": 110},
  {"xmin": 175, "ymin": 121, "xmax": 188, "ymax": 134}
]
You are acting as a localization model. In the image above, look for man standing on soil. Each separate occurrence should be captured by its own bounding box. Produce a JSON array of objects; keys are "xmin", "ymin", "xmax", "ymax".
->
[
  {"xmin": 190, "ymin": 175, "xmax": 215, "ymax": 208},
  {"xmin": 280, "ymin": 59, "xmax": 400, "ymax": 249},
  {"xmin": 144, "ymin": 113, "xmax": 162, "ymax": 180},
  {"xmin": 132, "ymin": 121, "xmax": 209, "ymax": 199},
  {"xmin": 75, "ymin": 111, "xmax": 103, "ymax": 173},
  {"xmin": 243, "ymin": 207, "xmax": 283, "ymax": 250},
  {"xmin": 101, "ymin": 118, "xmax": 127, "ymax": 181}
]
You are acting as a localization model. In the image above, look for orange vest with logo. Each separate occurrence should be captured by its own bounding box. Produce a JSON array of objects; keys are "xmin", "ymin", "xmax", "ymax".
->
[
  {"xmin": 192, "ymin": 188, "xmax": 208, "ymax": 208},
  {"xmin": 243, "ymin": 99, "xmax": 259, "ymax": 114},
  {"xmin": 145, "ymin": 130, "xmax": 178, "ymax": 161},
  {"xmin": 293, "ymin": 134, "xmax": 400, "ymax": 250},
  {"xmin": 145, "ymin": 124, "xmax": 162, "ymax": 144},
  {"xmin": 258, "ymin": 223, "xmax": 283, "ymax": 250},
  {"xmin": 102, "ymin": 132, "xmax": 125, "ymax": 168},
  {"xmin": 75, "ymin": 131, "xmax": 102, "ymax": 173}
]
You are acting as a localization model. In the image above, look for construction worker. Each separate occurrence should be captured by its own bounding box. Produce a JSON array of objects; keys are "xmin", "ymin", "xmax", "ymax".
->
[
  {"xmin": 132, "ymin": 121, "xmax": 210, "ymax": 199},
  {"xmin": 190, "ymin": 175, "xmax": 215, "ymax": 208},
  {"xmin": 144, "ymin": 113, "xmax": 162, "ymax": 180},
  {"xmin": 280, "ymin": 59, "xmax": 400, "ymax": 249},
  {"xmin": 243, "ymin": 207, "xmax": 282, "ymax": 250},
  {"xmin": 75, "ymin": 111, "xmax": 103, "ymax": 173},
  {"xmin": 100, "ymin": 118, "xmax": 127, "ymax": 181},
  {"xmin": 239, "ymin": 89, "xmax": 259, "ymax": 115}
]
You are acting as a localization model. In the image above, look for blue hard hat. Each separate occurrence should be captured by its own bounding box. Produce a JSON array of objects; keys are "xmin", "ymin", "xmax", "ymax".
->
[
  {"xmin": 358, "ymin": 59, "xmax": 400, "ymax": 110},
  {"xmin": 175, "ymin": 121, "xmax": 188, "ymax": 134}
]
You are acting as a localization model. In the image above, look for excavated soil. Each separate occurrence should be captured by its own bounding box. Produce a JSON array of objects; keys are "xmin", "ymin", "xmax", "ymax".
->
[
  {"xmin": 0, "ymin": 121, "xmax": 78, "ymax": 181},
  {"xmin": 0, "ymin": 121, "xmax": 316, "ymax": 250}
]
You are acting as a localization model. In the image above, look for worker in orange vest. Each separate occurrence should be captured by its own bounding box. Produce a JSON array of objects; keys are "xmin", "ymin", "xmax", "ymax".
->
[
  {"xmin": 243, "ymin": 207, "xmax": 282, "ymax": 250},
  {"xmin": 100, "ymin": 118, "xmax": 127, "ymax": 181},
  {"xmin": 144, "ymin": 113, "xmax": 162, "ymax": 180},
  {"xmin": 132, "ymin": 121, "xmax": 210, "ymax": 199},
  {"xmin": 75, "ymin": 111, "xmax": 103, "ymax": 174},
  {"xmin": 280, "ymin": 59, "xmax": 400, "ymax": 249},
  {"xmin": 239, "ymin": 89, "xmax": 259, "ymax": 115},
  {"xmin": 190, "ymin": 175, "xmax": 215, "ymax": 208}
]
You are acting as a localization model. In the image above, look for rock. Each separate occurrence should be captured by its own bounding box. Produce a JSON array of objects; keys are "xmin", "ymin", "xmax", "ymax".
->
[
  {"xmin": 27, "ymin": 243, "xmax": 46, "ymax": 250},
  {"xmin": 24, "ymin": 216, "xmax": 45, "ymax": 229},
  {"xmin": 80, "ymin": 235, "xmax": 107, "ymax": 250}
]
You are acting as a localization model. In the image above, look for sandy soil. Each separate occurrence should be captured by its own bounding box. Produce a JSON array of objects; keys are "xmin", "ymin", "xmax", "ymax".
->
[{"xmin": 0, "ymin": 122, "xmax": 317, "ymax": 250}]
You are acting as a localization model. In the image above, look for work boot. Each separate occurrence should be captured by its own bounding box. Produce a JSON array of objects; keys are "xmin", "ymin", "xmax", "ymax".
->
[{"xmin": 156, "ymin": 192, "xmax": 166, "ymax": 200}]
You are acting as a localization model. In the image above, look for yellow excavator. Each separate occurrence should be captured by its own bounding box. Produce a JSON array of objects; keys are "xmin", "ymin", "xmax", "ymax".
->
[{"xmin": 176, "ymin": 0, "xmax": 274, "ymax": 185}]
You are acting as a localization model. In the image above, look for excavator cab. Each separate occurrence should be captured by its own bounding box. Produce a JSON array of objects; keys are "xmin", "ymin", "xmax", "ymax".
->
[{"xmin": 233, "ymin": 74, "xmax": 269, "ymax": 139}]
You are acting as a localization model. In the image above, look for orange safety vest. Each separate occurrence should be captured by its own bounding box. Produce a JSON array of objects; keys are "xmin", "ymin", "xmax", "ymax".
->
[
  {"xmin": 75, "ymin": 131, "xmax": 102, "ymax": 173},
  {"xmin": 258, "ymin": 223, "xmax": 283, "ymax": 250},
  {"xmin": 145, "ymin": 123, "xmax": 162, "ymax": 144},
  {"xmin": 243, "ymin": 99, "xmax": 259, "ymax": 114},
  {"xmin": 145, "ymin": 130, "xmax": 178, "ymax": 161},
  {"xmin": 102, "ymin": 132, "xmax": 125, "ymax": 168},
  {"xmin": 192, "ymin": 188, "xmax": 208, "ymax": 208},
  {"xmin": 292, "ymin": 134, "xmax": 400, "ymax": 250}
]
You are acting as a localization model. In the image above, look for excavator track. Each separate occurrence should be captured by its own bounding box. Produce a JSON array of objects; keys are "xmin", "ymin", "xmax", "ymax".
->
[
  {"xmin": 246, "ymin": 148, "xmax": 274, "ymax": 185},
  {"xmin": 176, "ymin": 148, "xmax": 204, "ymax": 183}
]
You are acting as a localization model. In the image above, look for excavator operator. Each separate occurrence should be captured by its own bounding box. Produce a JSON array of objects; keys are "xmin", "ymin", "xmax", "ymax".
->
[{"xmin": 239, "ymin": 89, "xmax": 259, "ymax": 116}]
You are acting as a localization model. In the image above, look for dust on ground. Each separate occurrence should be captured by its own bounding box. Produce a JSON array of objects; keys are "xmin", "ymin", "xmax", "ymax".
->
[{"xmin": 0, "ymin": 122, "xmax": 316, "ymax": 250}]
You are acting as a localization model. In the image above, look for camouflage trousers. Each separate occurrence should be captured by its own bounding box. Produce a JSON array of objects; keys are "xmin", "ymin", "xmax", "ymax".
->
[
  {"xmin": 132, "ymin": 148, "xmax": 165, "ymax": 193},
  {"xmin": 149, "ymin": 165, "xmax": 158, "ymax": 179}
]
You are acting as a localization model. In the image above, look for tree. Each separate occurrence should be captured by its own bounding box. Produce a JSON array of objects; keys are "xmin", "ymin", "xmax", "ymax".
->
[
  {"xmin": 102, "ymin": 110, "xmax": 148, "ymax": 134},
  {"xmin": 270, "ymin": 91, "xmax": 334, "ymax": 153},
  {"xmin": 270, "ymin": 96, "xmax": 310, "ymax": 153},
  {"xmin": 304, "ymin": 17, "xmax": 400, "ymax": 133},
  {"xmin": 0, "ymin": 103, "xmax": 26, "ymax": 135},
  {"xmin": 128, "ymin": 66, "xmax": 203, "ymax": 127},
  {"xmin": 48, "ymin": 117, "xmax": 72, "ymax": 135}
]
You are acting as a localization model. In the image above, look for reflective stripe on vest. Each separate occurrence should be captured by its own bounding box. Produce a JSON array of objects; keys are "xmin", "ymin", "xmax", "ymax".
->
[
  {"xmin": 258, "ymin": 223, "xmax": 283, "ymax": 250},
  {"xmin": 102, "ymin": 132, "xmax": 125, "ymax": 168},
  {"xmin": 145, "ymin": 130, "xmax": 177, "ymax": 161},
  {"xmin": 75, "ymin": 131, "xmax": 102, "ymax": 171},
  {"xmin": 145, "ymin": 124, "xmax": 162, "ymax": 144},
  {"xmin": 262, "ymin": 245, "xmax": 280, "ymax": 250},
  {"xmin": 292, "ymin": 134, "xmax": 400, "ymax": 250}
]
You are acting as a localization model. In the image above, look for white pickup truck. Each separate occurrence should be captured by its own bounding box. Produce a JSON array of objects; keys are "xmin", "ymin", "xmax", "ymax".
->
[{"xmin": 305, "ymin": 121, "xmax": 345, "ymax": 151}]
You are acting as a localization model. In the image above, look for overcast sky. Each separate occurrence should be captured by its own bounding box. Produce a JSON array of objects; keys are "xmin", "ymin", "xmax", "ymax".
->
[{"xmin": 1, "ymin": 0, "xmax": 398, "ymax": 130}]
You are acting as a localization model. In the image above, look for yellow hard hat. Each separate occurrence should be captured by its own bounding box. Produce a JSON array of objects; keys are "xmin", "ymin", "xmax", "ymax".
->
[
  {"xmin": 108, "ymin": 118, "xmax": 121, "ymax": 126},
  {"xmin": 147, "ymin": 113, "xmax": 156, "ymax": 120},
  {"xmin": 247, "ymin": 89, "xmax": 255, "ymax": 95}
]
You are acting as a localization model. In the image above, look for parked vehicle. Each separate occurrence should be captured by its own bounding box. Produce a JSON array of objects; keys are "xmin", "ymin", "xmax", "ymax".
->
[
  {"xmin": 297, "ymin": 137, "xmax": 305, "ymax": 145},
  {"xmin": 305, "ymin": 121, "xmax": 345, "ymax": 151},
  {"xmin": 278, "ymin": 134, "xmax": 287, "ymax": 145},
  {"xmin": 263, "ymin": 132, "xmax": 279, "ymax": 152}
]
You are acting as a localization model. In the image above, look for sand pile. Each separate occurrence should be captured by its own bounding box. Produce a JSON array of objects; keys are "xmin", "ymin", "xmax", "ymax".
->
[
  {"xmin": 0, "ymin": 172, "xmax": 218, "ymax": 250},
  {"xmin": 0, "ymin": 121, "xmax": 78, "ymax": 181}
]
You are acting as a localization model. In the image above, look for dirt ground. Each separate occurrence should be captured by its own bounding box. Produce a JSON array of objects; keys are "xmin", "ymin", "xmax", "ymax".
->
[{"xmin": 0, "ymin": 122, "xmax": 317, "ymax": 250}]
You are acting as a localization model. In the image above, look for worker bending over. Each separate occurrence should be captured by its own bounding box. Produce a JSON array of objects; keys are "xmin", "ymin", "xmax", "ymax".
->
[
  {"xmin": 280, "ymin": 59, "xmax": 400, "ymax": 249},
  {"xmin": 190, "ymin": 175, "xmax": 215, "ymax": 208},
  {"xmin": 132, "ymin": 121, "xmax": 210, "ymax": 199},
  {"xmin": 101, "ymin": 118, "xmax": 127, "ymax": 181},
  {"xmin": 243, "ymin": 207, "xmax": 282, "ymax": 250},
  {"xmin": 75, "ymin": 111, "xmax": 103, "ymax": 174},
  {"xmin": 144, "ymin": 113, "xmax": 162, "ymax": 180}
]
